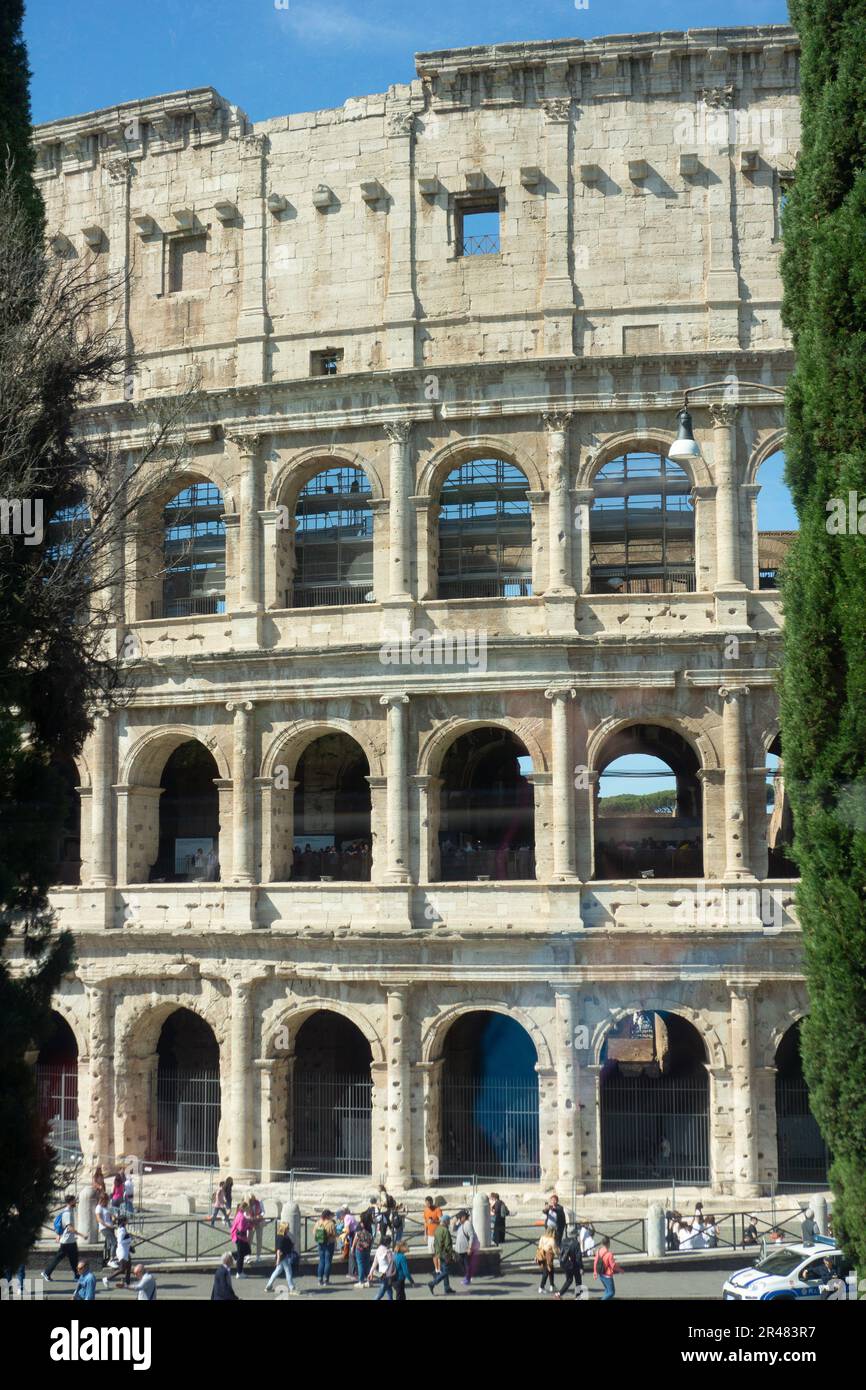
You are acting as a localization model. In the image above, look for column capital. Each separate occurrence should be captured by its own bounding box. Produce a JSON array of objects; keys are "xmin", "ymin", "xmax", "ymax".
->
[
  {"xmin": 544, "ymin": 685, "xmax": 577, "ymax": 702},
  {"xmin": 226, "ymin": 431, "xmax": 266, "ymax": 458},
  {"xmin": 380, "ymin": 692, "xmax": 410, "ymax": 707},
  {"xmin": 541, "ymin": 98, "xmax": 572, "ymax": 123},
  {"xmin": 226, "ymin": 699, "xmax": 255, "ymax": 714},
  {"xmin": 383, "ymin": 419, "xmax": 412, "ymax": 445},
  {"xmin": 719, "ymin": 684, "xmax": 751, "ymax": 702},
  {"xmin": 709, "ymin": 402, "xmax": 739, "ymax": 428},
  {"xmin": 726, "ymin": 978, "xmax": 761, "ymax": 996},
  {"xmin": 543, "ymin": 409, "xmax": 573, "ymax": 434}
]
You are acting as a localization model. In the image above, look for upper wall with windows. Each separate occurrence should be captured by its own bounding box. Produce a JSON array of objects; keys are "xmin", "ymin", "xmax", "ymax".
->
[{"xmin": 33, "ymin": 27, "xmax": 800, "ymax": 397}]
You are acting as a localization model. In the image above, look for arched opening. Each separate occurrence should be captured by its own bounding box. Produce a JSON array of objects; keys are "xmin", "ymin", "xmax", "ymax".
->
[
  {"xmin": 153, "ymin": 1009, "xmax": 221, "ymax": 1167},
  {"xmin": 594, "ymin": 725, "xmax": 703, "ymax": 879},
  {"xmin": 590, "ymin": 451, "xmax": 695, "ymax": 593},
  {"xmin": 44, "ymin": 496, "xmax": 91, "ymax": 622},
  {"xmin": 438, "ymin": 727, "xmax": 535, "ymax": 881},
  {"xmin": 291, "ymin": 1012, "xmax": 373, "ymax": 1176},
  {"xmin": 291, "ymin": 733, "xmax": 372, "ymax": 881},
  {"xmin": 766, "ymin": 734, "xmax": 796, "ymax": 877},
  {"xmin": 437, "ymin": 457, "xmax": 532, "ymax": 599},
  {"xmin": 47, "ymin": 754, "xmax": 82, "ymax": 886},
  {"xmin": 756, "ymin": 450, "xmax": 797, "ymax": 590},
  {"xmin": 159, "ymin": 481, "xmax": 226, "ymax": 619},
  {"xmin": 151, "ymin": 741, "xmax": 221, "ymax": 883},
  {"xmin": 292, "ymin": 465, "xmax": 373, "ymax": 608},
  {"xmin": 440, "ymin": 1011, "xmax": 540, "ymax": 1182},
  {"xmin": 600, "ymin": 1011, "xmax": 709, "ymax": 1188},
  {"xmin": 775, "ymin": 1021, "xmax": 830, "ymax": 1188},
  {"xmin": 36, "ymin": 1013, "xmax": 80, "ymax": 1159}
]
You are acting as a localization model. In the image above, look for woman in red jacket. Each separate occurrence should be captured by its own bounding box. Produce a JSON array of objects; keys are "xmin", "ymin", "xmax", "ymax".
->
[{"xmin": 593, "ymin": 1237, "xmax": 623, "ymax": 1300}]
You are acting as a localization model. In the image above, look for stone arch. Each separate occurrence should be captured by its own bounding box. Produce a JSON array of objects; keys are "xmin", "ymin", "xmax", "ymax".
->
[
  {"xmin": 417, "ymin": 435, "xmax": 543, "ymax": 501},
  {"xmin": 260, "ymin": 718, "xmax": 383, "ymax": 781},
  {"xmin": 586, "ymin": 712, "xmax": 720, "ymax": 775},
  {"xmin": 759, "ymin": 718, "xmax": 782, "ymax": 757},
  {"xmin": 578, "ymin": 430, "xmax": 713, "ymax": 492},
  {"xmin": 418, "ymin": 715, "xmax": 548, "ymax": 779},
  {"xmin": 120, "ymin": 725, "xmax": 231, "ymax": 788},
  {"xmin": 154, "ymin": 461, "xmax": 237, "ymax": 516},
  {"xmin": 268, "ymin": 445, "xmax": 384, "ymax": 511},
  {"xmin": 72, "ymin": 750, "xmax": 91, "ymax": 790},
  {"xmin": 44, "ymin": 995, "xmax": 87, "ymax": 1061},
  {"xmin": 421, "ymin": 1000, "xmax": 553, "ymax": 1071},
  {"xmin": 262, "ymin": 996, "xmax": 386, "ymax": 1066},
  {"xmin": 760, "ymin": 1003, "xmax": 811, "ymax": 1071},
  {"xmin": 591, "ymin": 1002, "xmax": 725, "ymax": 1069},
  {"xmin": 746, "ymin": 428, "xmax": 787, "ymax": 486},
  {"xmin": 116, "ymin": 990, "xmax": 229, "ymax": 1063}
]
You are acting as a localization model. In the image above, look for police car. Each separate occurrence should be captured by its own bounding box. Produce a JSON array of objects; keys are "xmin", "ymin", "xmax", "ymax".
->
[{"xmin": 723, "ymin": 1236, "xmax": 856, "ymax": 1300}]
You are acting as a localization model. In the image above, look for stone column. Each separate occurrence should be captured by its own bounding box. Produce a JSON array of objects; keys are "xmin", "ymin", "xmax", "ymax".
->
[
  {"xmin": 571, "ymin": 485, "xmax": 594, "ymax": 594},
  {"xmin": 256, "ymin": 1057, "xmax": 288, "ymax": 1182},
  {"xmin": 543, "ymin": 412, "xmax": 575, "ymax": 594},
  {"xmin": 545, "ymin": 687, "xmax": 578, "ymax": 880},
  {"xmin": 382, "ymin": 106, "xmax": 417, "ymax": 368},
  {"xmin": 227, "ymin": 701, "xmax": 255, "ymax": 885},
  {"xmin": 84, "ymin": 981, "xmax": 113, "ymax": 1166},
  {"xmin": 229, "ymin": 434, "xmax": 264, "ymax": 611},
  {"xmin": 89, "ymin": 709, "xmax": 114, "ymax": 887},
  {"xmin": 384, "ymin": 421, "xmax": 413, "ymax": 603},
  {"xmin": 230, "ymin": 979, "xmax": 255, "ymax": 1176},
  {"xmin": 719, "ymin": 685, "xmax": 752, "ymax": 880},
  {"xmin": 728, "ymin": 982, "xmax": 761, "ymax": 1198},
  {"xmin": 386, "ymin": 986, "xmax": 411, "ymax": 1190},
  {"xmin": 555, "ymin": 989, "xmax": 584, "ymax": 1193},
  {"xmin": 380, "ymin": 693, "xmax": 410, "ymax": 883},
  {"xmin": 711, "ymin": 403, "xmax": 744, "ymax": 589},
  {"xmin": 412, "ymin": 774, "xmax": 440, "ymax": 883},
  {"xmin": 236, "ymin": 133, "xmax": 271, "ymax": 384},
  {"xmin": 540, "ymin": 94, "xmax": 575, "ymax": 355}
]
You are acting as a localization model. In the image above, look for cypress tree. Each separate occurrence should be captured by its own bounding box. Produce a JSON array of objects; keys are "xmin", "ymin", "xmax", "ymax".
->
[
  {"xmin": 0, "ymin": 0, "xmax": 43, "ymax": 233},
  {"xmin": 781, "ymin": 0, "xmax": 866, "ymax": 1268}
]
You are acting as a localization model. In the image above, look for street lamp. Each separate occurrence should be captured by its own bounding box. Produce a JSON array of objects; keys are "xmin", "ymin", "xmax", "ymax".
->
[{"xmin": 667, "ymin": 381, "xmax": 786, "ymax": 464}]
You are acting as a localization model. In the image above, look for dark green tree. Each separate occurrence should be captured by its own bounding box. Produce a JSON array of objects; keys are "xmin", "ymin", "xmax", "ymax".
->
[
  {"xmin": 0, "ymin": 1, "xmax": 43, "ymax": 232},
  {"xmin": 780, "ymin": 0, "xmax": 866, "ymax": 1269}
]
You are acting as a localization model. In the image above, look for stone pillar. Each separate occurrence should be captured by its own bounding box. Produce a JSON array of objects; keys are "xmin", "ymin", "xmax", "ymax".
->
[
  {"xmin": 382, "ymin": 105, "xmax": 417, "ymax": 368},
  {"xmin": 420, "ymin": 1058, "xmax": 443, "ymax": 1182},
  {"xmin": 711, "ymin": 403, "xmax": 744, "ymax": 589},
  {"xmin": 84, "ymin": 981, "xmax": 113, "ymax": 1166},
  {"xmin": 571, "ymin": 485, "xmax": 594, "ymax": 595},
  {"xmin": 380, "ymin": 693, "xmax": 410, "ymax": 883},
  {"xmin": 236, "ymin": 133, "xmax": 271, "ymax": 384},
  {"xmin": 385, "ymin": 986, "xmax": 411, "ymax": 1190},
  {"xmin": 543, "ymin": 412, "xmax": 575, "ymax": 594},
  {"xmin": 229, "ymin": 434, "xmax": 264, "ymax": 611},
  {"xmin": 256, "ymin": 1057, "xmax": 288, "ymax": 1181},
  {"xmin": 719, "ymin": 685, "xmax": 752, "ymax": 880},
  {"xmin": 545, "ymin": 686, "xmax": 578, "ymax": 881},
  {"xmin": 729, "ymin": 982, "xmax": 761, "ymax": 1198},
  {"xmin": 540, "ymin": 95, "xmax": 575, "ymax": 355},
  {"xmin": 89, "ymin": 710, "xmax": 114, "ymax": 887},
  {"xmin": 230, "ymin": 979, "xmax": 255, "ymax": 1176},
  {"xmin": 413, "ymin": 496, "xmax": 438, "ymax": 601},
  {"xmin": 554, "ymin": 989, "xmax": 584, "ymax": 1193},
  {"xmin": 384, "ymin": 421, "xmax": 413, "ymax": 603},
  {"xmin": 227, "ymin": 701, "xmax": 255, "ymax": 885}
]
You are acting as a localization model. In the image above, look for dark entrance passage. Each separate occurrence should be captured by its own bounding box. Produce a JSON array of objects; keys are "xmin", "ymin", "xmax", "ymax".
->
[
  {"xmin": 153, "ymin": 1009, "xmax": 221, "ymax": 1166},
  {"xmin": 776, "ymin": 1022, "xmax": 830, "ymax": 1188},
  {"xmin": 36, "ymin": 1013, "xmax": 80, "ymax": 1158},
  {"xmin": 291, "ymin": 734, "xmax": 372, "ymax": 881},
  {"xmin": 441, "ymin": 1011, "xmax": 540, "ymax": 1182},
  {"xmin": 438, "ymin": 727, "xmax": 535, "ymax": 880},
  {"xmin": 291, "ymin": 1012, "xmax": 372, "ymax": 1177},
  {"xmin": 151, "ymin": 741, "xmax": 220, "ymax": 883},
  {"xmin": 600, "ymin": 1011, "xmax": 709, "ymax": 1188}
]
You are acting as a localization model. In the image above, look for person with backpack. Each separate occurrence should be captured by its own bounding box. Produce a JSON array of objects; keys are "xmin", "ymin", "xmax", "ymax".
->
[
  {"xmin": 342, "ymin": 1207, "xmax": 359, "ymax": 1280},
  {"xmin": 429, "ymin": 1214, "xmax": 456, "ymax": 1295},
  {"xmin": 371, "ymin": 1234, "xmax": 397, "ymax": 1300},
  {"xmin": 231, "ymin": 1201, "xmax": 253, "ymax": 1279},
  {"xmin": 314, "ymin": 1209, "xmax": 337, "ymax": 1287},
  {"xmin": 43, "ymin": 1196, "xmax": 82, "ymax": 1281},
  {"xmin": 556, "ymin": 1230, "xmax": 585, "ymax": 1299},
  {"xmin": 266, "ymin": 1222, "xmax": 299, "ymax": 1295},
  {"xmin": 490, "ymin": 1192, "xmax": 510, "ymax": 1246},
  {"xmin": 593, "ymin": 1237, "xmax": 622, "ymax": 1300},
  {"xmin": 352, "ymin": 1218, "xmax": 373, "ymax": 1287}
]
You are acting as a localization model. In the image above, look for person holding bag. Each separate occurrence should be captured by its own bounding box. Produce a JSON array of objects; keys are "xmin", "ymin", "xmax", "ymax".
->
[{"xmin": 230, "ymin": 1201, "xmax": 253, "ymax": 1279}]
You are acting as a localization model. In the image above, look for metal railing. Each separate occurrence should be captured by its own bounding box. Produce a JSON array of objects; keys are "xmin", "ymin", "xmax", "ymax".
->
[
  {"xmin": 590, "ymin": 569, "xmax": 696, "ymax": 594},
  {"xmin": 459, "ymin": 233, "xmax": 501, "ymax": 256},
  {"xmin": 439, "ymin": 847, "xmax": 535, "ymax": 881},
  {"xmin": 150, "ymin": 595, "xmax": 225, "ymax": 619},
  {"xmin": 288, "ymin": 583, "xmax": 374, "ymax": 609},
  {"xmin": 290, "ymin": 848, "xmax": 371, "ymax": 881},
  {"xmin": 437, "ymin": 575, "xmax": 532, "ymax": 600}
]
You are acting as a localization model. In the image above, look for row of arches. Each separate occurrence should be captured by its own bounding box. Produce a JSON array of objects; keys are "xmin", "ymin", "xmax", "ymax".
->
[
  {"xmin": 50, "ymin": 444, "xmax": 793, "ymax": 619},
  {"xmin": 49, "ymin": 723, "xmax": 794, "ymax": 886},
  {"xmin": 36, "ymin": 1009, "xmax": 827, "ymax": 1188}
]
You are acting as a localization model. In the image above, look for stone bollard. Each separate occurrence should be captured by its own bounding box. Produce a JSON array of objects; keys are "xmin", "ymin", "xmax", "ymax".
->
[
  {"xmin": 171, "ymin": 1194, "xmax": 195, "ymax": 1216},
  {"xmin": 646, "ymin": 1201, "xmax": 667, "ymax": 1258},
  {"xmin": 472, "ymin": 1192, "xmax": 490, "ymax": 1248},
  {"xmin": 812, "ymin": 1194, "xmax": 829, "ymax": 1237},
  {"xmin": 77, "ymin": 1185, "xmax": 95, "ymax": 1243},
  {"xmin": 284, "ymin": 1200, "xmax": 301, "ymax": 1250}
]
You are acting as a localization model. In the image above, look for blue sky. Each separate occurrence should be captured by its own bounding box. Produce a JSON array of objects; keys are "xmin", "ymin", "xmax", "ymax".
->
[{"xmin": 25, "ymin": 0, "xmax": 790, "ymax": 126}]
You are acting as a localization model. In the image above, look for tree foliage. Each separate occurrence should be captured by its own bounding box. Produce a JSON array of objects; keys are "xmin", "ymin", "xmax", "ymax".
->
[
  {"xmin": 0, "ymin": 0, "xmax": 43, "ymax": 233},
  {"xmin": 780, "ymin": 0, "xmax": 866, "ymax": 1269}
]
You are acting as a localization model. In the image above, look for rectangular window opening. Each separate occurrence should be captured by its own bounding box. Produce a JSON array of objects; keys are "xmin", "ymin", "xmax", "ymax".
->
[
  {"xmin": 168, "ymin": 234, "xmax": 207, "ymax": 293},
  {"xmin": 311, "ymin": 348, "xmax": 344, "ymax": 376},
  {"xmin": 457, "ymin": 198, "xmax": 501, "ymax": 257}
]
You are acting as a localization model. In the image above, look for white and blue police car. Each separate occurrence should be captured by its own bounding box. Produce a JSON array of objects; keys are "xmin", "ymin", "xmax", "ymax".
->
[{"xmin": 723, "ymin": 1235, "xmax": 856, "ymax": 1300}]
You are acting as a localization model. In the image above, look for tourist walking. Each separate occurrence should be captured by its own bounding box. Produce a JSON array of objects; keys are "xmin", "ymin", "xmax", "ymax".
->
[
  {"xmin": 72, "ymin": 1259, "xmax": 96, "ymax": 1300},
  {"xmin": 128, "ymin": 1264, "xmax": 157, "ymax": 1300},
  {"xmin": 95, "ymin": 1190, "xmax": 116, "ymax": 1267},
  {"xmin": 429, "ymin": 1214, "xmax": 455, "ymax": 1296},
  {"xmin": 372, "ymin": 1235, "xmax": 396, "ymax": 1300},
  {"xmin": 231, "ymin": 1201, "xmax": 253, "ymax": 1278},
  {"xmin": 454, "ymin": 1210, "xmax": 479, "ymax": 1286},
  {"xmin": 43, "ymin": 1195, "xmax": 82, "ymax": 1282},
  {"xmin": 342, "ymin": 1207, "xmax": 358, "ymax": 1280},
  {"xmin": 102, "ymin": 1217, "xmax": 134, "ymax": 1288},
  {"xmin": 593, "ymin": 1237, "xmax": 622, "ymax": 1300},
  {"xmin": 314, "ymin": 1209, "xmax": 337, "ymax": 1287},
  {"xmin": 224, "ymin": 1176, "xmax": 234, "ymax": 1212},
  {"xmin": 266, "ymin": 1223, "xmax": 299, "ymax": 1295},
  {"xmin": 247, "ymin": 1192, "xmax": 265, "ymax": 1261},
  {"xmin": 3, "ymin": 1265, "xmax": 25, "ymax": 1298},
  {"xmin": 123, "ymin": 1171, "xmax": 135, "ymax": 1218},
  {"xmin": 393, "ymin": 1242, "xmax": 414, "ymax": 1300},
  {"xmin": 543, "ymin": 1194, "xmax": 567, "ymax": 1244},
  {"xmin": 536, "ymin": 1228, "xmax": 558, "ymax": 1295},
  {"xmin": 110, "ymin": 1172, "xmax": 124, "ymax": 1216},
  {"xmin": 212, "ymin": 1252, "xmax": 238, "ymax": 1300},
  {"xmin": 352, "ymin": 1219, "xmax": 373, "ymax": 1287},
  {"xmin": 556, "ymin": 1230, "xmax": 585, "ymax": 1299},
  {"xmin": 423, "ymin": 1196, "xmax": 442, "ymax": 1254},
  {"xmin": 490, "ymin": 1192, "xmax": 510, "ymax": 1246}
]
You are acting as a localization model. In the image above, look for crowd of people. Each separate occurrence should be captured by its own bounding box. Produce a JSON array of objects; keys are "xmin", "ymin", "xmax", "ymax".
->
[{"xmin": 665, "ymin": 1204, "xmax": 720, "ymax": 1251}]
